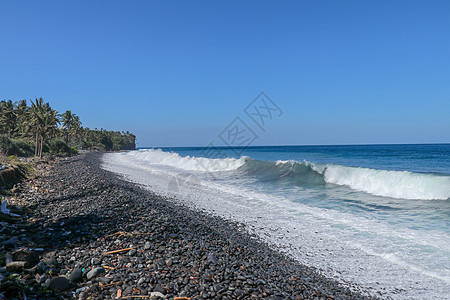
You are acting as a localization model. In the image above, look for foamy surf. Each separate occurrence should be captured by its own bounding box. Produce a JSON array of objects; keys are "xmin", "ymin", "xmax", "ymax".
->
[
  {"xmin": 117, "ymin": 149, "xmax": 450, "ymax": 200},
  {"xmin": 322, "ymin": 164, "xmax": 450, "ymax": 200},
  {"xmin": 102, "ymin": 145, "xmax": 450, "ymax": 299},
  {"xmin": 122, "ymin": 148, "xmax": 246, "ymax": 172}
]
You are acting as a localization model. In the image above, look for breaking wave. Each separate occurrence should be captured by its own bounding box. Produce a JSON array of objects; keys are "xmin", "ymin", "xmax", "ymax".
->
[
  {"xmin": 124, "ymin": 149, "xmax": 450, "ymax": 200},
  {"xmin": 122, "ymin": 148, "xmax": 246, "ymax": 172}
]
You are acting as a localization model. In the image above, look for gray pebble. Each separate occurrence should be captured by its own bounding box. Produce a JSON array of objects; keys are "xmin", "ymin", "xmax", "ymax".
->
[
  {"xmin": 69, "ymin": 268, "xmax": 82, "ymax": 282},
  {"xmin": 86, "ymin": 267, "xmax": 105, "ymax": 280},
  {"xmin": 49, "ymin": 276, "xmax": 71, "ymax": 292}
]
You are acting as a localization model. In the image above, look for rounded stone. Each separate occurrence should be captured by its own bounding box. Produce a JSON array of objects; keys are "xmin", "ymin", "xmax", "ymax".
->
[
  {"xmin": 69, "ymin": 268, "xmax": 83, "ymax": 282},
  {"xmin": 49, "ymin": 276, "xmax": 71, "ymax": 292}
]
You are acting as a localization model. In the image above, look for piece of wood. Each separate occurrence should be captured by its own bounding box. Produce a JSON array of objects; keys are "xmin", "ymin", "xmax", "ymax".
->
[
  {"xmin": 99, "ymin": 281, "xmax": 123, "ymax": 288},
  {"xmin": 105, "ymin": 231, "xmax": 127, "ymax": 239},
  {"xmin": 6, "ymin": 261, "xmax": 26, "ymax": 271},
  {"xmin": 104, "ymin": 231, "xmax": 154, "ymax": 239},
  {"xmin": 102, "ymin": 247, "xmax": 133, "ymax": 255},
  {"xmin": 103, "ymin": 265, "xmax": 116, "ymax": 270}
]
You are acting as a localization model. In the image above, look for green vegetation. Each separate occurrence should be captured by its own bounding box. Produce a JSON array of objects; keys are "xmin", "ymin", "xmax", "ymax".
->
[
  {"xmin": 0, "ymin": 98, "xmax": 136, "ymax": 157},
  {"xmin": 0, "ymin": 135, "xmax": 34, "ymax": 157},
  {"xmin": 0, "ymin": 155, "xmax": 34, "ymax": 194}
]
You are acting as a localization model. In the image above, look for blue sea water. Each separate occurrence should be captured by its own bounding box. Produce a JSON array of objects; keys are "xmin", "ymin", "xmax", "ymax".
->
[
  {"xmin": 103, "ymin": 144, "xmax": 450, "ymax": 299},
  {"xmin": 164, "ymin": 144, "xmax": 450, "ymax": 174}
]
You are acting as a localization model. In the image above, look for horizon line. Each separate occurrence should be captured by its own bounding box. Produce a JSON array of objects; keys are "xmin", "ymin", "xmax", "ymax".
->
[{"xmin": 137, "ymin": 142, "xmax": 450, "ymax": 149}]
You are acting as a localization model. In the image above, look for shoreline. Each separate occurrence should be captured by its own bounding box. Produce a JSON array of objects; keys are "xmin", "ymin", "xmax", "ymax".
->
[{"xmin": 1, "ymin": 152, "xmax": 375, "ymax": 299}]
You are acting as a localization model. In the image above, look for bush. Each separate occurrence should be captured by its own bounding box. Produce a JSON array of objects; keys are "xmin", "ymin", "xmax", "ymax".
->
[
  {"xmin": 49, "ymin": 139, "xmax": 70, "ymax": 156},
  {"xmin": 80, "ymin": 140, "xmax": 92, "ymax": 149},
  {"xmin": 70, "ymin": 146, "xmax": 78, "ymax": 155},
  {"xmin": 48, "ymin": 140, "xmax": 78, "ymax": 156},
  {"xmin": 10, "ymin": 139, "xmax": 34, "ymax": 157},
  {"xmin": 0, "ymin": 134, "xmax": 11, "ymax": 155},
  {"xmin": 100, "ymin": 135, "xmax": 113, "ymax": 151},
  {"xmin": 0, "ymin": 134, "xmax": 34, "ymax": 157}
]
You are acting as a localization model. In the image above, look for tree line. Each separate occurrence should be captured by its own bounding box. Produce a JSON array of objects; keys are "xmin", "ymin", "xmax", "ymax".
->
[{"xmin": 0, "ymin": 98, "xmax": 136, "ymax": 157}]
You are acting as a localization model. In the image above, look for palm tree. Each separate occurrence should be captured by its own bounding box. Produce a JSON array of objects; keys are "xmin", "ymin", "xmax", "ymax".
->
[
  {"xmin": 2, "ymin": 97, "xmax": 136, "ymax": 155},
  {"xmin": 60, "ymin": 110, "xmax": 83, "ymax": 146},
  {"xmin": 61, "ymin": 110, "xmax": 73, "ymax": 144},
  {"xmin": 0, "ymin": 100, "xmax": 17, "ymax": 138},
  {"xmin": 28, "ymin": 98, "xmax": 60, "ymax": 158},
  {"xmin": 15, "ymin": 99, "xmax": 28, "ymax": 137},
  {"xmin": 70, "ymin": 115, "xmax": 81, "ymax": 145}
]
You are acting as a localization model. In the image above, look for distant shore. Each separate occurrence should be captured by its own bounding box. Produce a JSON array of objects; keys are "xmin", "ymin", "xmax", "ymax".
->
[{"xmin": 1, "ymin": 152, "xmax": 374, "ymax": 299}]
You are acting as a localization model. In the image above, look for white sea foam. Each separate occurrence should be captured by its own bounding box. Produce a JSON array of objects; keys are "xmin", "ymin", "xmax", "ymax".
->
[
  {"xmin": 121, "ymin": 148, "xmax": 246, "ymax": 172},
  {"xmin": 321, "ymin": 164, "xmax": 450, "ymax": 200},
  {"xmin": 117, "ymin": 149, "xmax": 450, "ymax": 200},
  {"xmin": 270, "ymin": 160, "xmax": 450, "ymax": 200}
]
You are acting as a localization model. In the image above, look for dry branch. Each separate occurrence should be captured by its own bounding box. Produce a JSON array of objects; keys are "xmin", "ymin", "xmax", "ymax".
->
[{"xmin": 102, "ymin": 247, "xmax": 133, "ymax": 255}]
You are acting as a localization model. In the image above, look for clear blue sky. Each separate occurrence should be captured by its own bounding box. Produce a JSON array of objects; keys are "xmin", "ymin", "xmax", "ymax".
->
[{"xmin": 1, "ymin": 0, "xmax": 449, "ymax": 147}]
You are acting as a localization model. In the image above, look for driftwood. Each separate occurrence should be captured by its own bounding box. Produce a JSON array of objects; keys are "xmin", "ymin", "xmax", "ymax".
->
[
  {"xmin": 6, "ymin": 251, "xmax": 26, "ymax": 271},
  {"xmin": 102, "ymin": 247, "xmax": 133, "ymax": 255},
  {"xmin": 118, "ymin": 292, "xmax": 174, "ymax": 299},
  {"xmin": 99, "ymin": 280, "xmax": 123, "ymax": 288},
  {"xmin": 6, "ymin": 261, "xmax": 26, "ymax": 271},
  {"xmin": 105, "ymin": 231, "xmax": 153, "ymax": 239},
  {"xmin": 102, "ymin": 265, "xmax": 116, "ymax": 270}
]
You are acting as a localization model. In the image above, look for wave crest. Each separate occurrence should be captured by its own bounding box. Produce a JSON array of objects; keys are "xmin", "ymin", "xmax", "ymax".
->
[
  {"xmin": 322, "ymin": 164, "xmax": 450, "ymax": 200},
  {"xmin": 242, "ymin": 159, "xmax": 450, "ymax": 200},
  {"xmin": 123, "ymin": 149, "xmax": 246, "ymax": 172},
  {"xmin": 122, "ymin": 149, "xmax": 450, "ymax": 200}
]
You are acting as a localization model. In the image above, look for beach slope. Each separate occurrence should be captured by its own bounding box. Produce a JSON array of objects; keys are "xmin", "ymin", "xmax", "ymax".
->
[{"xmin": 1, "ymin": 153, "xmax": 373, "ymax": 299}]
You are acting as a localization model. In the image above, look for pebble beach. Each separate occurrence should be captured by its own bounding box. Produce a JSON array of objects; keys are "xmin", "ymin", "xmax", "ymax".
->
[{"xmin": 1, "ymin": 152, "xmax": 375, "ymax": 299}]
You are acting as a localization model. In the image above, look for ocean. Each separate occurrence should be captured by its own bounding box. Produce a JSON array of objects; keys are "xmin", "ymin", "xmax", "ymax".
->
[{"xmin": 102, "ymin": 144, "xmax": 450, "ymax": 299}]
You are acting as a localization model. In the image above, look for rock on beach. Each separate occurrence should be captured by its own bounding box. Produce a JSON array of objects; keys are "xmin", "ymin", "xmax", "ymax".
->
[
  {"xmin": 86, "ymin": 267, "xmax": 105, "ymax": 280},
  {"xmin": 48, "ymin": 276, "xmax": 71, "ymax": 292},
  {"xmin": 69, "ymin": 268, "xmax": 82, "ymax": 282}
]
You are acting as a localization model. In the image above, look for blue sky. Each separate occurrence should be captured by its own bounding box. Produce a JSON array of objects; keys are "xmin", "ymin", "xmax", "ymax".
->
[{"xmin": 1, "ymin": 0, "xmax": 449, "ymax": 147}]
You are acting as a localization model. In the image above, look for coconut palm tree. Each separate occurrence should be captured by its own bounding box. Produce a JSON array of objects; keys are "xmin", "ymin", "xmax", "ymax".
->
[
  {"xmin": 70, "ymin": 115, "xmax": 81, "ymax": 145},
  {"xmin": 0, "ymin": 100, "xmax": 17, "ymax": 138},
  {"xmin": 61, "ymin": 110, "xmax": 73, "ymax": 144},
  {"xmin": 15, "ymin": 99, "xmax": 28, "ymax": 137},
  {"xmin": 28, "ymin": 98, "xmax": 60, "ymax": 158},
  {"xmin": 60, "ymin": 110, "xmax": 83, "ymax": 146}
]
